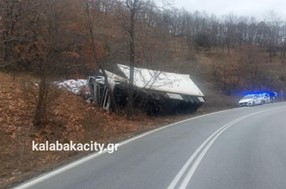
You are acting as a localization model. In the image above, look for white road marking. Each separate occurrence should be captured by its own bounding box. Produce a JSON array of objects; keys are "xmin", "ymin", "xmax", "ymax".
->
[
  {"xmin": 167, "ymin": 116, "xmax": 247, "ymax": 189},
  {"xmin": 14, "ymin": 105, "xmax": 286, "ymax": 189},
  {"xmin": 14, "ymin": 108, "xmax": 237, "ymax": 189},
  {"xmin": 168, "ymin": 106, "xmax": 286, "ymax": 189},
  {"xmin": 179, "ymin": 117, "xmax": 244, "ymax": 188}
]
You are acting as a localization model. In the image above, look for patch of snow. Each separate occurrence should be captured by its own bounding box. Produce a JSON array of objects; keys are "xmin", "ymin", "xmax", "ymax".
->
[{"xmin": 54, "ymin": 79, "xmax": 87, "ymax": 94}]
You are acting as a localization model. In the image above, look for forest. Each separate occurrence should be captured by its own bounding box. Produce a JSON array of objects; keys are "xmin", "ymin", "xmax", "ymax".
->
[
  {"xmin": 1, "ymin": 0, "xmax": 286, "ymax": 120},
  {"xmin": 2, "ymin": 0, "xmax": 286, "ymax": 80}
]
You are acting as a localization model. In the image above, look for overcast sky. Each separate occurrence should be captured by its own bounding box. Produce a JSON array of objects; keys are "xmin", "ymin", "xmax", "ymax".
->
[{"xmin": 171, "ymin": 0, "xmax": 286, "ymax": 20}]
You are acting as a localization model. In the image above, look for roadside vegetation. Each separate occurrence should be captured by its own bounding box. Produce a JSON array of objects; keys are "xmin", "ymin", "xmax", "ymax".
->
[{"xmin": 1, "ymin": 0, "xmax": 286, "ymax": 188}]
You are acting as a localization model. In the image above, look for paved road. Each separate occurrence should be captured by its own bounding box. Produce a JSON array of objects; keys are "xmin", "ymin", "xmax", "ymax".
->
[{"xmin": 15, "ymin": 102, "xmax": 286, "ymax": 189}]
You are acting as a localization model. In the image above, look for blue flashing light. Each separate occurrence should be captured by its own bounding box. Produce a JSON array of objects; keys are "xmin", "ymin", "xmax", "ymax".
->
[{"xmin": 240, "ymin": 90, "xmax": 277, "ymax": 97}]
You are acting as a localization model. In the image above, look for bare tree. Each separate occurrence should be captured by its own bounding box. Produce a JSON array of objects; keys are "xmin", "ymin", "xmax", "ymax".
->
[
  {"xmin": 238, "ymin": 44, "xmax": 266, "ymax": 90},
  {"xmin": 264, "ymin": 11, "xmax": 282, "ymax": 63},
  {"xmin": 125, "ymin": 0, "xmax": 139, "ymax": 119},
  {"xmin": 0, "ymin": 0, "xmax": 39, "ymax": 74},
  {"xmin": 32, "ymin": 0, "xmax": 69, "ymax": 127},
  {"xmin": 30, "ymin": 0, "xmax": 84, "ymax": 127}
]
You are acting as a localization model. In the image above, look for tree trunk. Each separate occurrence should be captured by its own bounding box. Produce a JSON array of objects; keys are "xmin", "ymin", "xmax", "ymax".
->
[
  {"xmin": 126, "ymin": 0, "xmax": 138, "ymax": 119},
  {"xmin": 33, "ymin": 61, "xmax": 48, "ymax": 128}
]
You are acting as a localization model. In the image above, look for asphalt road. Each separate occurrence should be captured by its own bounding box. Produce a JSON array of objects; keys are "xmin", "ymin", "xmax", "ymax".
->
[{"xmin": 15, "ymin": 102, "xmax": 286, "ymax": 189}]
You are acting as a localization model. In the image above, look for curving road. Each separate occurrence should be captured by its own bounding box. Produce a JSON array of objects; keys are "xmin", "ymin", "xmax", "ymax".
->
[{"xmin": 15, "ymin": 102, "xmax": 286, "ymax": 189}]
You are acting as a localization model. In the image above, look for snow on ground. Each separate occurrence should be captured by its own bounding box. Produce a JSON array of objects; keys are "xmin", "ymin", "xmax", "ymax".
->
[{"xmin": 54, "ymin": 79, "xmax": 87, "ymax": 94}]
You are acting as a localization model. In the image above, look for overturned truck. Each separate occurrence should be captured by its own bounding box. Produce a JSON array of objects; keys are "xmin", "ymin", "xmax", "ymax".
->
[{"xmin": 88, "ymin": 64, "xmax": 205, "ymax": 115}]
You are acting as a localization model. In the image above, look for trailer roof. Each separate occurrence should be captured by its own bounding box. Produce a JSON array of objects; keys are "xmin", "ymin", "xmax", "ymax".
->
[{"xmin": 116, "ymin": 64, "xmax": 204, "ymax": 97}]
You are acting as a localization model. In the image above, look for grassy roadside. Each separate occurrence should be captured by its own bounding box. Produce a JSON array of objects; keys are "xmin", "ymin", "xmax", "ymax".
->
[{"xmin": 0, "ymin": 72, "xmax": 237, "ymax": 189}]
